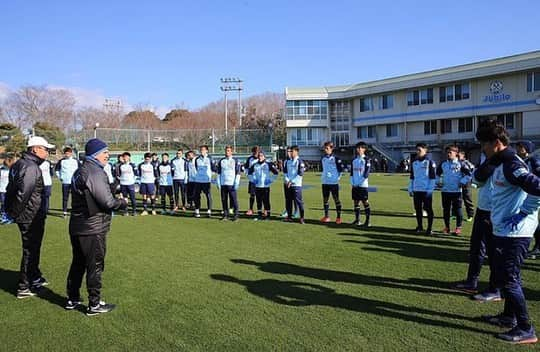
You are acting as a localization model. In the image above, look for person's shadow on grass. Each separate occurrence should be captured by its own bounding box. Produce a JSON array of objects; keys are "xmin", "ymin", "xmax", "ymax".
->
[
  {"xmin": 230, "ymin": 259, "xmax": 462, "ymax": 296},
  {"xmin": 210, "ymin": 274, "xmax": 491, "ymax": 334},
  {"xmin": 0, "ymin": 268, "xmax": 69, "ymax": 309}
]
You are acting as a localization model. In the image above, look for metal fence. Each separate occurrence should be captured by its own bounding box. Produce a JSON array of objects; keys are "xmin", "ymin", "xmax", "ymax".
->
[{"xmin": 68, "ymin": 128, "xmax": 275, "ymax": 154}]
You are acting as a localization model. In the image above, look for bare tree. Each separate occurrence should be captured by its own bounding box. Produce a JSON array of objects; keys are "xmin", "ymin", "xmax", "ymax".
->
[{"xmin": 4, "ymin": 85, "xmax": 76, "ymax": 130}]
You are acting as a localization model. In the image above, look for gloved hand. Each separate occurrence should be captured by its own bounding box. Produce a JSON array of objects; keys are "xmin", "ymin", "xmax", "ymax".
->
[
  {"xmin": 234, "ymin": 181, "xmax": 239, "ymax": 191},
  {"xmin": 426, "ymin": 190, "xmax": 433, "ymax": 197},
  {"xmin": 505, "ymin": 212, "xmax": 528, "ymax": 231}
]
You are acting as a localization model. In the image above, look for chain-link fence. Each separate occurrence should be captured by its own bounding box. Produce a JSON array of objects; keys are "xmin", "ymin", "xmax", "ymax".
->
[{"xmin": 68, "ymin": 128, "xmax": 275, "ymax": 155}]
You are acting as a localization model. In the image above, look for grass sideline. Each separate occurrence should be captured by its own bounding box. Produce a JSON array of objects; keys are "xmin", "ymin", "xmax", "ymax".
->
[{"xmin": 1, "ymin": 173, "xmax": 539, "ymax": 351}]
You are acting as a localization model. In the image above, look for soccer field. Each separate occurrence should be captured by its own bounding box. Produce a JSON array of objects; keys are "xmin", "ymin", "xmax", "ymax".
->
[{"xmin": 1, "ymin": 173, "xmax": 539, "ymax": 351}]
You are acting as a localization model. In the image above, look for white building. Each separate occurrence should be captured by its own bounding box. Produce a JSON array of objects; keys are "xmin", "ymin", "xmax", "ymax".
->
[{"xmin": 285, "ymin": 50, "xmax": 540, "ymax": 165}]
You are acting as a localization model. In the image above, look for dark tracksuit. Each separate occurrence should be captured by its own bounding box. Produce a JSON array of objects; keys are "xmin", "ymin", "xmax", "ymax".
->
[
  {"xmin": 217, "ymin": 157, "xmax": 242, "ymax": 218},
  {"xmin": 474, "ymin": 148, "xmax": 540, "ymax": 331},
  {"xmin": 5, "ymin": 152, "xmax": 47, "ymax": 291},
  {"xmin": 67, "ymin": 158, "xmax": 126, "ymax": 306},
  {"xmin": 283, "ymin": 157, "xmax": 306, "ymax": 219}
]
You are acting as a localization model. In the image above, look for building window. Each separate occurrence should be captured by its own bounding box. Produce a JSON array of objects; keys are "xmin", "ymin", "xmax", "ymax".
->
[
  {"xmin": 527, "ymin": 71, "xmax": 540, "ymax": 92},
  {"xmin": 458, "ymin": 117, "xmax": 473, "ymax": 133},
  {"xmin": 408, "ymin": 89, "xmax": 432, "ymax": 106},
  {"xmin": 439, "ymin": 87, "xmax": 447, "ymax": 103},
  {"xmin": 329, "ymin": 101, "xmax": 351, "ymax": 132},
  {"xmin": 420, "ymin": 88, "xmax": 433, "ymax": 104},
  {"xmin": 360, "ymin": 97, "xmax": 373, "ymax": 112},
  {"xmin": 289, "ymin": 128, "xmax": 325, "ymax": 146},
  {"xmin": 424, "ymin": 120, "xmax": 437, "ymax": 135},
  {"xmin": 386, "ymin": 124, "xmax": 398, "ymax": 137},
  {"xmin": 285, "ymin": 100, "xmax": 328, "ymax": 120},
  {"xmin": 379, "ymin": 95, "xmax": 394, "ymax": 110},
  {"xmin": 496, "ymin": 114, "xmax": 515, "ymax": 130},
  {"xmin": 455, "ymin": 83, "xmax": 470, "ymax": 100},
  {"xmin": 441, "ymin": 119, "xmax": 452, "ymax": 134},
  {"xmin": 331, "ymin": 132, "xmax": 349, "ymax": 147},
  {"xmin": 407, "ymin": 91, "xmax": 420, "ymax": 106},
  {"xmin": 357, "ymin": 126, "xmax": 375, "ymax": 139}
]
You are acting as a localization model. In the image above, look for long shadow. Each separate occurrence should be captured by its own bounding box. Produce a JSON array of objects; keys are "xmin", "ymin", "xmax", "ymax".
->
[
  {"xmin": 0, "ymin": 268, "xmax": 67, "ymax": 310},
  {"xmin": 339, "ymin": 232, "xmax": 470, "ymax": 248},
  {"xmin": 211, "ymin": 274, "xmax": 491, "ymax": 334},
  {"xmin": 308, "ymin": 208, "xmax": 444, "ymax": 219},
  {"xmin": 345, "ymin": 239, "xmax": 469, "ymax": 263},
  {"xmin": 230, "ymin": 259, "xmax": 463, "ymax": 296}
]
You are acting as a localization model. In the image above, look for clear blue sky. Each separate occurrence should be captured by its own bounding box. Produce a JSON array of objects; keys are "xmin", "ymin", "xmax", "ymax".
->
[{"xmin": 1, "ymin": 0, "xmax": 539, "ymax": 111}]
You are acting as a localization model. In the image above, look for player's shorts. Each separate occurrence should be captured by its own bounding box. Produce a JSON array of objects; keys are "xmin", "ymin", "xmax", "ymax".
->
[
  {"xmin": 248, "ymin": 182, "xmax": 256, "ymax": 196},
  {"xmin": 140, "ymin": 183, "xmax": 156, "ymax": 196},
  {"xmin": 352, "ymin": 186, "xmax": 369, "ymax": 201}
]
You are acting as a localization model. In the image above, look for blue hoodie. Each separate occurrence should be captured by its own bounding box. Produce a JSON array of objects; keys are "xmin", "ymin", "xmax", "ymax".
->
[
  {"xmin": 474, "ymin": 148, "xmax": 540, "ymax": 238},
  {"xmin": 408, "ymin": 157, "xmax": 436, "ymax": 193},
  {"xmin": 436, "ymin": 158, "xmax": 472, "ymax": 193},
  {"xmin": 350, "ymin": 155, "xmax": 370, "ymax": 188},
  {"xmin": 321, "ymin": 154, "xmax": 344, "ymax": 185}
]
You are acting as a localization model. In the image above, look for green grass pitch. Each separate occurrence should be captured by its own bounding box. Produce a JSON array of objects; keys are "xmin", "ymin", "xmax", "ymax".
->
[{"xmin": 1, "ymin": 173, "xmax": 539, "ymax": 351}]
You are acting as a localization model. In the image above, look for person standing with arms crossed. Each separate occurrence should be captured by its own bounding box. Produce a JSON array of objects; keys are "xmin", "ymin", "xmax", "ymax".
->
[{"xmin": 6, "ymin": 136, "xmax": 55, "ymax": 298}]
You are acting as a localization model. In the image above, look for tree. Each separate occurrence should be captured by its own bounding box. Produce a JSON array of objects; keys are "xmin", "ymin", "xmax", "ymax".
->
[
  {"xmin": 123, "ymin": 110, "xmax": 161, "ymax": 129},
  {"xmin": 4, "ymin": 85, "xmax": 76, "ymax": 130},
  {"xmin": 0, "ymin": 123, "xmax": 26, "ymax": 154},
  {"xmin": 33, "ymin": 122, "xmax": 65, "ymax": 150}
]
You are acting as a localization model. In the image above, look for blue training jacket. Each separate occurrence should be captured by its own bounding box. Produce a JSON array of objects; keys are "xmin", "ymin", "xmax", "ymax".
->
[
  {"xmin": 350, "ymin": 155, "xmax": 370, "ymax": 187},
  {"xmin": 321, "ymin": 154, "xmax": 344, "ymax": 185},
  {"xmin": 474, "ymin": 148, "xmax": 540, "ymax": 238},
  {"xmin": 249, "ymin": 161, "xmax": 279, "ymax": 188},
  {"xmin": 436, "ymin": 158, "xmax": 472, "ymax": 193},
  {"xmin": 171, "ymin": 157, "xmax": 188, "ymax": 182},
  {"xmin": 194, "ymin": 154, "xmax": 214, "ymax": 183},
  {"xmin": 55, "ymin": 157, "xmax": 79, "ymax": 184},
  {"xmin": 283, "ymin": 157, "xmax": 305, "ymax": 187},
  {"xmin": 216, "ymin": 156, "xmax": 241, "ymax": 187},
  {"xmin": 408, "ymin": 157, "xmax": 436, "ymax": 193},
  {"xmin": 158, "ymin": 161, "xmax": 173, "ymax": 186}
]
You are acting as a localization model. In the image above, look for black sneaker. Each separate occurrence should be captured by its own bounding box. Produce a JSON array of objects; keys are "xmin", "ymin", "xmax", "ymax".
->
[
  {"xmin": 361, "ymin": 221, "xmax": 371, "ymax": 228},
  {"xmin": 415, "ymin": 227, "xmax": 424, "ymax": 234},
  {"xmin": 220, "ymin": 216, "xmax": 229, "ymax": 221},
  {"xmin": 451, "ymin": 281, "xmax": 478, "ymax": 294},
  {"xmin": 65, "ymin": 299, "xmax": 83, "ymax": 310},
  {"xmin": 16, "ymin": 288, "xmax": 36, "ymax": 299},
  {"xmin": 527, "ymin": 248, "xmax": 540, "ymax": 259},
  {"xmin": 86, "ymin": 302, "xmax": 116, "ymax": 316},
  {"xmin": 32, "ymin": 277, "xmax": 49, "ymax": 289},
  {"xmin": 231, "ymin": 216, "xmax": 239, "ymax": 222},
  {"xmin": 497, "ymin": 326, "xmax": 538, "ymax": 344},
  {"xmin": 425, "ymin": 229, "xmax": 433, "ymax": 236},
  {"xmin": 482, "ymin": 313, "xmax": 517, "ymax": 328}
]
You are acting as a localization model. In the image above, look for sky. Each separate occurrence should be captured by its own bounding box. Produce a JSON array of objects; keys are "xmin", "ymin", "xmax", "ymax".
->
[{"xmin": 0, "ymin": 0, "xmax": 539, "ymax": 115}]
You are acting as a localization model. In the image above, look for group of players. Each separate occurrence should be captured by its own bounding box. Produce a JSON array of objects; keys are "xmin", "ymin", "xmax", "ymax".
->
[{"xmin": 3, "ymin": 119, "xmax": 540, "ymax": 343}]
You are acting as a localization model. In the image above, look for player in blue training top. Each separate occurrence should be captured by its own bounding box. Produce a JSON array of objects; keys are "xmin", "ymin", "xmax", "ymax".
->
[
  {"xmin": 216, "ymin": 145, "xmax": 241, "ymax": 221},
  {"xmin": 249, "ymin": 151, "xmax": 279, "ymax": 221},
  {"xmin": 194, "ymin": 145, "xmax": 215, "ymax": 218},
  {"xmin": 185, "ymin": 150, "xmax": 197, "ymax": 209},
  {"xmin": 55, "ymin": 146, "xmax": 79, "ymax": 217},
  {"xmin": 171, "ymin": 148, "xmax": 188, "ymax": 211},
  {"xmin": 117, "ymin": 152, "xmax": 138, "ymax": 216},
  {"xmin": 283, "ymin": 145, "xmax": 305, "ymax": 224},
  {"xmin": 436, "ymin": 145, "xmax": 472, "ymax": 235},
  {"xmin": 408, "ymin": 143, "xmax": 436, "ymax": 235},
  {"xmin": 244, "ymin": 146, "xmax": 260, "ymax": 216},
  {"xmin": 320, "ymin": 141, "xmax": 344, "ymax": 224},
  {"xmin": 474, "ymin": 120, "xmax": 540, "ymax": 345},
  {"xmin": 138, "ymin": 152, "xmax": 158, "ymax": 216},
  {"xmin": 516, "ymin": 141, "xmax": 540, "ymax": 259},
  {"xmin": 280, "ymin": 147, "xmax": 298, "ymax": 218},
  {"xmin": 158, "ymin": 153, "xmax": 175, "ymax": 214},
  {"xmin": 350, "ymin": 142, "xmax": 372, "ymax": 227}
]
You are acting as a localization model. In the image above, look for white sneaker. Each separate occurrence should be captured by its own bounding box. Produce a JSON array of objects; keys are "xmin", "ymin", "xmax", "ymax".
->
[
  {"xmin": 140, "ymin": 210, "xmax": 149, "ymax": 216},
  {"xmin": 207, "ymin": 210, "xmax": 212, "ymax": 217}
]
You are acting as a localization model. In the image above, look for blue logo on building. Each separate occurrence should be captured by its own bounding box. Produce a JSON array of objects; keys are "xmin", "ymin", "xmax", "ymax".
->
[{"xmin": 483, "ymin": 80, "xmax": 511, "ymax": 103}]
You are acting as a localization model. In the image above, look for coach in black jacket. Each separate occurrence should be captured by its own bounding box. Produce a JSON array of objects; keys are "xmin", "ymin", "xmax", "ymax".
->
[
  {"xmin": 6, "ymin": 136, "xmax": 55, "ymax": 298},
  {"xmin": 66, "ymin": 138, "xmax": 127, "ymax": 316}
]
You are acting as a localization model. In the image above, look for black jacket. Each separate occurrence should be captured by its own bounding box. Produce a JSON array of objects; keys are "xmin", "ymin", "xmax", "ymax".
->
[
  {"xmin": 5, "ymin": 151, "xmax": 45, "ymax": 223},
  {"xmin": 69, "ymin": 158, "xmax": 127, "ymax": 236}
]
